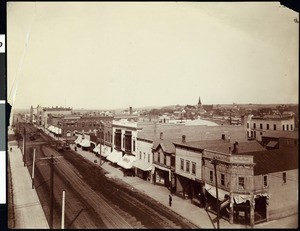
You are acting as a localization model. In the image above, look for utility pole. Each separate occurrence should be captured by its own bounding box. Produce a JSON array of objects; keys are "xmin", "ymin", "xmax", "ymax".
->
[
  {"xmin": 50, "ymin": 155, "xmax": 54, "ymax": 229},
  {"xmin": 22, "ymin": 126, "xmax": 26, "ymax": 167},
  {"xmin": 32, "ymin": 148, "xmax": 36, "ymax": 189},
  {"xmin": 211, "ymin": 158, "xmax": 220, "ymax": 229},
  {"xmin": 61, "ymin": 191, "xmax": 65, "ymax": 229}
]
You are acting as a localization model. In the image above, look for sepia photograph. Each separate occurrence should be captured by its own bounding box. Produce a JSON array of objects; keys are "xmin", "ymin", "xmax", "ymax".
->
[{"xmin": 6, "ymin": 2, "xmax": 299, "ymax": 229}]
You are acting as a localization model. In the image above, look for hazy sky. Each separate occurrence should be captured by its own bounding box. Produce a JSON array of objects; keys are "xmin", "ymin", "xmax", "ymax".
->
[{"xmin": 7, "ymin": 2, "xmax": 299, "ymax": 110}]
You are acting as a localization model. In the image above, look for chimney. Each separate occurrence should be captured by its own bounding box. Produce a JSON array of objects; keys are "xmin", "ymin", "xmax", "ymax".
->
[
  {"xmin": 221, "ymin": 134, "xmax": 225, "ymax": 140},
  {"xmin": 160, "ymin": 132, "xmax": 163, "ymax": 140},
  {"xmin": 182, "ymin": 135, "xmax": 186, "ymax": 143},
  {"xmin": 233, "ymin": 141, "xmax": 239, "ymax": 154}
]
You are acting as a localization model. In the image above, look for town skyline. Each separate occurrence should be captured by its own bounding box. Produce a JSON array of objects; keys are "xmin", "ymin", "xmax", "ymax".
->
[{"xmin": 7, "ymin": 2, "xmax": 299, "ymax": 110}]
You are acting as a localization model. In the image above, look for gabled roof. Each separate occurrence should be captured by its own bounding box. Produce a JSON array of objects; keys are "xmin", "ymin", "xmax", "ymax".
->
[{"xmin": 241, "ymin": 147, "xmax": 298, "ymax": 175}]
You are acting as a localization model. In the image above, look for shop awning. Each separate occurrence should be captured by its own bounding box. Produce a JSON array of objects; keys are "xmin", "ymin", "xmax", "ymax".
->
[
  {"xmin": 74, "ymin": 135, "xmax": 82, "ymax": 144},
  {"xmin": 132, "ymin": 160, "xmax": 152, "ymax": 171},
  {"xmin": 205, "ymin": 183, "xmax": 229, "ymax": 201},
  {"xmin": 106, "ymin": 149, "xmax": 123, "ymax": 163},
  {"xmin": 93, "ymin": 144, "xmax": 100, "ymax": 154},
  {"xmin": 117, "ymin": 154, "xmax": 136, "ymax": 169},
  {"xmin": 101, "ymin": 145, "xmax": 111, "ymax": 157},
  {"xmin": 52, "ymin": 126, "xmax": 62, "ymax": 135},
  {"xmin": 48, "ymin": 125, "xmax": 54, "ymax": 132},
  {"xmin": 80, "ymin": 139, "xmax": 90, "ymax": 147},
  {"xmin": 233, "ymin": 194, "xmax": 252, "ymax": 204}
]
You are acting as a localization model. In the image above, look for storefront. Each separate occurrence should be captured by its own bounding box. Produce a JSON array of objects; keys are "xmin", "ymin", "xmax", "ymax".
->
[{"xmin": 132, "ymin": 160, "xmax": 152, "ymax": 181}]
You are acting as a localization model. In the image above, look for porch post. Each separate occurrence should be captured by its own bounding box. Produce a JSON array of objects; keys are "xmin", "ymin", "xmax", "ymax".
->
[
  {"xmin": 229, "ymin": 193, "xmax": 234, "ymax": 224},
  {"xmin": 250, "ymin": 196, "xmax": 255, "ymax": 227}
]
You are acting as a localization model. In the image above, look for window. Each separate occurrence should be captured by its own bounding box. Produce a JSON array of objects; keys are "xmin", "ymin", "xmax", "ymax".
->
[
  {"xmin": 283, "ymin": 172, "xmax": 287, "ymax": 183},
  {"xmin": 282, "ymin": 125, "xmax": 285, "ymax": 131},
  {"xmin": 238, "ymin": 177, "xmax": 245, "ymax": 189},
  {"xmin": 260, "ymin": 123, "xmax": 263, "ymax": 129},
  {"xmin": 186, "ymin": 161, "xmax": 190, "ymax": 173},
  {"xmin": 148, "ymin": 154, "xmax": 150, "ymax": 163},
  {"xmin": 247, "ymin": 123, "xmax": 249, "ymax": 129},
  {"xmin": 291, "ymin": 125, "xmax": 293, "ymax": 130},
  {"xmin": 143, "ymin": 152, "xmax": 146, "ymax": 160},
  {"xmin": 273, "ymin": 124, "xmax": 276, "ymax": 130},
  {"xmin": 260, "ymin": 132, "xmax": 263, "ymax": 135},
  {"xmin": 253, "ymin": 123, "xmax": 256, "ymax": 129},
  {"xmin": 221, "ymin": 174, "xmax": 225, "ymax": 186},
  {"xmin": 286, "ymin": 125, "xmax": 289, "ymax": 131},
  {"xmin": 180, "ymin": 159, "xmax": 184, "ymax": 171},
  {"xmin": 123, "ymin": 137, "xmax": 125, "ymax": 148},
  {"xmin": 267, "ymin": 124, "xmax": 269, "ymax": 130},
  {"xmin": 192, "ymin": 162, "xmax": 196, "ymax": 175},
  {"xmin": 139, "ymin": 151, "xmax": 142, "ymax": 160},
  {"xmin": 164, "ymin": 155, "xmax": 166, "ymax": 165},
  {"xmin": 158, "ymin": 152, "xmax": 160, "ymax": 163},
  {"xmin": 209, "ymin": 171, "xmax": 213, "ymax": 182},
  {"xmin": 263, "ymin": 175, "xmax": 268, "ymax": 187}
]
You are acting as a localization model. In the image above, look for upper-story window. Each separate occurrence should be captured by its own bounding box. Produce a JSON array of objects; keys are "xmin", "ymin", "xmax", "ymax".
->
[
  {"xmin": 192, "ymin": 162, "xmax": 196, "ymax": 175},
  {"xmin": 209, "ymin": 170, "xmax": 213, "ymax": 182},
  {"xmin": 283, "ymin": 172, "xmax": 287, "ymax": 183},
  {"xmin": 260, "ymin": 123, "xmax": 263, "ymax": 129},
  {"xmin": 180, "ymin": 159, "xmax": 184, "ymax": 171},
  {"xmin": 158, "ymin": 152, "xmax": 160, "ymax": 163},
  {"xmin": 273, "ymin": 124, "xmax": 276, "ymax": 130},
  {"xmin": 143, "ymin": 152, "xmax": 146, "ymax": 160},
  {"xmin": 186, "ymin": 161, "xmax": 190, "ymax": 173},
  {"xmin": 253, "ymin": 123, "xmax": 256, "ymax": 129},
  {"xmin": 247, "ymin": 123, "xmax": 249, "ymax": 129},
  {"xmin": 139, "ymin": 151, "xmax": 142, "ymax": 160},
  {"xmin": 148, "ymin": 154, "xmax": 150, "ymax": 163},
  {"xmin": 221, "ymin": 174, "xmax": 225, "ymax": 186},
  {"xmin": 263, "ymin": 175, "xmax": 268, "ymax": 187},
  {"xmin": 286, "ymin": 125, "xmax": 289, "ymax": 131},
  {"xmin": 82, "ymin": 122, "xmax": 85, "ymax": 127},
  {"xmin": 291, "ymin": 125, "xmax": 293, "ymax": 130},
  {"xmin": 282, "ymin": 124, "xmax": 285, "ymax": 131},
  {"xmin": 238, "ymin": 177, "xmax": 245, "ymax": 189},
  {"xmin": 266, "ymin": 124, "xmax": 269, "ymax": 130},
  {"xmin": 163, "ymin": 155, "xmax": 166, "ymax": 165},
  {"xmin": 133, "ymin": 140, "xmax": 136, "ymax": 152}
]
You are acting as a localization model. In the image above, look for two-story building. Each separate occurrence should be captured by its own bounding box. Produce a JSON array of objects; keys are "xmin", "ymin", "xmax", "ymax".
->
[
  {"xmin": 246, "ymin": 114, "xmax": 295, "ymax": 141},
  {"xmin": 106, "ymin": 120, "xmax": 142, "ymax": 175}
]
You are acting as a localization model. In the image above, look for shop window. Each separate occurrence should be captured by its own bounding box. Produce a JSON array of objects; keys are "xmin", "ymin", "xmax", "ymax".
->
[
  {"xmin": 209, "ymin": 171, "xmax": 213, "ymax": 182},
  {"xmin": 221, "ymin": 174, "xmax": 225, "ymax": 186},
  {"xmin": 263, "ymin": 175, "xmax": 268, "ymax": 187},
  {"xmin": 238, "ymin": 177, "xmax": 245, "ymax": 189},
  {"xmin": 283, "ymin": 172, "xmax": 287, "ymax": 183},
  {"xmin": 186, "ymin": 160, "xmax": 190, "ymax": 173},
  {"xmin": 180, "ymin": 159, "xmax": 184, "ymax": 171},
  {"xmin": 192, "ymin": 162, "xmax": 196, "ymax": 175}
]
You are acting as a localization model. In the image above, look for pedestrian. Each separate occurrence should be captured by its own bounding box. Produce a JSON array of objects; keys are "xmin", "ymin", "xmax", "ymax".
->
[{"xmin": 169, "ymin": 194, "xmax": 172, "ymax": 207}]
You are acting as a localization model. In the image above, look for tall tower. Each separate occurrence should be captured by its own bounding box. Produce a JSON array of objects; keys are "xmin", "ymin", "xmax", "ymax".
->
[{"xmin": 197, "ymin": 96, "xmax": 206, "ymax": 115}]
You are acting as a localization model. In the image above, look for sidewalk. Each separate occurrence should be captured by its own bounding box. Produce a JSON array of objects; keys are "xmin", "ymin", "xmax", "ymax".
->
[
  {"xmin": 8, "ymin": 129, "xmax": 49, "ymax": 229},
  {"xmin": 71, "ymin": 144, "xmax": 298, "ymax": 229}
]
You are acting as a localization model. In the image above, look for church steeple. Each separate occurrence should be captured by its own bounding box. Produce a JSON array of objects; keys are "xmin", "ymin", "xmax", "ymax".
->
[{"xmin": 198, "ymin": 96, "xmax": 202, "ymax": 106}]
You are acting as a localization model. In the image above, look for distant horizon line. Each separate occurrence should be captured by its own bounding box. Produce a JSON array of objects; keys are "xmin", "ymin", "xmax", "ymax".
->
[{"xmin": 11, "ymin": 102, "xmax": 299, "ymax": 111}]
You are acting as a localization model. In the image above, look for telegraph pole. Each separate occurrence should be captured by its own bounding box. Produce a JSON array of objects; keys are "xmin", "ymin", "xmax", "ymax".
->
[
  {"xmin": 32, "ymin": 148, "xmax": 36, "ymax": 189},
  {"xmin": 50, "ymin": 155, "xmax": 54, "ymax": 229},
  {"xmin": 211, "ymin": 158, "xmax": 220, "ymax": 229},
  {"xmin": 61, "ymin": 191, "xmax": 65, "ymax": 229}
]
